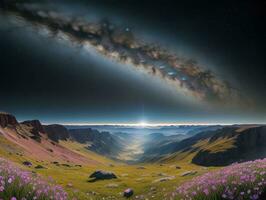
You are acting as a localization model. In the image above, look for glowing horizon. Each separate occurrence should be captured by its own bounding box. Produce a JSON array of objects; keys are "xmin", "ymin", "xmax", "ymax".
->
[{"xmin": 47, "ymin": 122, "xmax": 266, "ymax": 127}]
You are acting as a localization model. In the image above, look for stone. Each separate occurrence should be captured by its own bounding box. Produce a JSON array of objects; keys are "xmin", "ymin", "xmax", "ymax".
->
[
  {"xmin": 22, "ymin": 161, "xmax": 32, "ymax": 167},
  {"xmin": 123, "ymin": 188, "xmax": 134, "ymax": 198},
  {"xmin": 67, "ymin": 183, "xmax": 73, "ymax": 188},
  {"xmin": 35, "ymin": 165, "xmax": 45, "ymax": 169}
]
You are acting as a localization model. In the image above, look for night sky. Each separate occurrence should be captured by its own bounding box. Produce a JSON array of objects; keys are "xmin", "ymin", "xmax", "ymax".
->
[{"xmin": 0, "ymin": 0, "xmax": 265, "ymax": 124}]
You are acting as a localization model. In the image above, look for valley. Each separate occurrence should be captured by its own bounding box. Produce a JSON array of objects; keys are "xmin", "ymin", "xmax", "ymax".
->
[
  {"xmin": 0, "ymin": 112, "xmax": 265, "ymax": 199},
  {"xmin": 116, "ymin": 135, "xmax": 145, "ymax": 162}
]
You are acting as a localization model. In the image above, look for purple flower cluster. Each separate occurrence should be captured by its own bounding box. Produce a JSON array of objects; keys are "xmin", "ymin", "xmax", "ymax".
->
[
  {"xmin": 0, "ymin": 158, "xmax": 68, "ymax": 200},
  {"xmin": 174, "ymin": 159, "xmax": 266, "ymax": 200}
]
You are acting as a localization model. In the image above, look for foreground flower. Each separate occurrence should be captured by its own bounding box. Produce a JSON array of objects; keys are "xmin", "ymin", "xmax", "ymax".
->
[
  {"xmin": 0, "ymin": 158, "xmax": 68, "ymax": 200},
  {"xmin": 174, "ymin": 158, "xmax": 266, "ymax": 200}
]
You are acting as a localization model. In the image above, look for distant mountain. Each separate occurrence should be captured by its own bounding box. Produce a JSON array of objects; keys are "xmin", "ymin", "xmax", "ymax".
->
[
  {"xmin": 65, "ymin": 124, "xmax": 212, "ymax": 136},
  {"xmin": 141, "ymin": 125, "xmax": 266, "ymax": 166},
  {"xmin": 142, "ymin": 133, "xmax": 188, "ymax": 152},
  {"xmin": 185, "ymin": 125, "xmax": 222, "ymax": 136}
]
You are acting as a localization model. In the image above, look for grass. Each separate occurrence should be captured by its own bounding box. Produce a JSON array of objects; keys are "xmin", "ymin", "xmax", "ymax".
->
[
  {"xmin": 193, "ymin": 137, "xmax": 236, "ymax": 153},
  {"xmin": 0, "ymin": 135, "xmax": 215, "ymax": 200},
  {"xmin": 34, "ymin": 162, "xmax": 211, "ymax": 199}
]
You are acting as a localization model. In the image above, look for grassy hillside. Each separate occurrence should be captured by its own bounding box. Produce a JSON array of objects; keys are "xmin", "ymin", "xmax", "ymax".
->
[
  {"xmin": 0, "ymin": 127, "xmax": 208, "ymax": 200},
  {"xmin": 144, "ymin": 125, "xmax": 266, "ymax": 167}
]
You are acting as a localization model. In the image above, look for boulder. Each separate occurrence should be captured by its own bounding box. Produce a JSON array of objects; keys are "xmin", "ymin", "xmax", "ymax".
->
[
  {"xmin": 22, "ymin": 161, "xmax": 32, "ymax": 167},
  {"xmin": 89, "ymin": 170, "xmax": 117, "ymax": 181},
  {"xmin": 123, "ymin": 188, "xmax": 134, "ymax": 198}
]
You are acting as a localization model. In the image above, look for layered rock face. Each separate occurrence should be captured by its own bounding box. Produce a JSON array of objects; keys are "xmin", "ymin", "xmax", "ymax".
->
[
  {"xmin": 0, "ymin": 112, "xmax": 18, "ymax": 127},
  {"xmin": 44, "ymin": 124, "xmax": 70, "ymax": 142},
  {"xmin": 21, "ymin": 120, "xmax": 45, "ymax": 133}
]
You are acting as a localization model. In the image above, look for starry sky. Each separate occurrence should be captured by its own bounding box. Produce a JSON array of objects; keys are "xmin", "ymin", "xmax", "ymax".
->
[{"xmin": 0, "ymin": 0, "xmax": 266, "ymax": 124}]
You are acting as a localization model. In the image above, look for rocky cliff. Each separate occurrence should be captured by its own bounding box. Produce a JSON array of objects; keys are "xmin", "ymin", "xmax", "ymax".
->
[
  {"xmin": 21, "ymin": 120, "xmax": 45, "ymax": 133},
  {"xmin": 44, "ymin": 124, "xmax": 70, "ymax": 142},
  {"xmin": 0, "ymin": 112, "xmax": 18, "ymax": 127}
]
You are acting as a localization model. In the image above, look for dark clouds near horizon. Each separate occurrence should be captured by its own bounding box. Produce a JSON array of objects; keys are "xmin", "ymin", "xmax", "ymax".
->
[{"xmin": 0, "ymin": 0, "xmax": 266, "ymax": 124}]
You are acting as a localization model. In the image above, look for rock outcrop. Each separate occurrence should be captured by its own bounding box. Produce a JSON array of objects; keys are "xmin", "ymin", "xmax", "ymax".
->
[
  {"xmin": 21, "ymin": 120, "xmax": 45, "ymax": 133},
  {"xmin": 43, "ymin": 124, "xmax": 70, "ymax": 142},
  {"xmin": 0, "ymin": 112, "xmax": 18, "ymax": 127},
  {"xmin": 21, "ymin": 120, "xmax": 45, "ymax": 142}
]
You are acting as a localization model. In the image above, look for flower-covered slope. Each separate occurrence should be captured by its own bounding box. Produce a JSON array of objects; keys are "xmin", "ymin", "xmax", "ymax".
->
[
  {"xmin": 174, "ymin": 158, "xmax": 266, "ymax": 200},
  {"xmin": 0, "ymin": 158, "xmax": 68, "ymax": 200}
]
